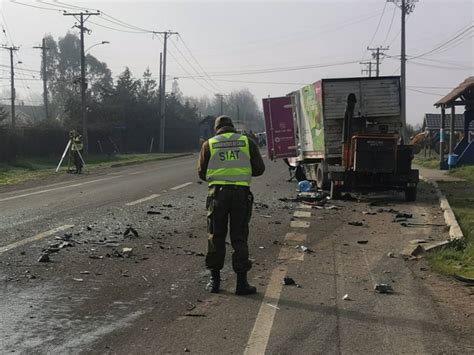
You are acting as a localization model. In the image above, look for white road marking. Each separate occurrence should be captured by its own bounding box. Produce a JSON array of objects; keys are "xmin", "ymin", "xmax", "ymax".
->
[
  {"xmin": 293, "ymin": 211, "xmax": 311, "ymax": 218},
  {"xmin": 0, "ymin": 225, "xmax": 74, "ymax": 255},
  {"xmin": 244, "ymin": 265, "xmax": 288, "ymax": 355},
  {"xmin": 284, "ymin": 232, "xmax": 307, "ymax": 243},
  {"xmin": 170, "ymin": 182, "xmax": 193, "ymax": 190},
  {"xmin": 125, "ymin": 194, "xmax": 160, "ymax": 206},
  {"xmin": 0, "ymin": 176, "xmax": 123, "ymax": 203},
  {"xmin": 128, "ymin": 171, "xmax": 145, "ymax": 176},
  {"xmin": 290, "ymin": 220, "xmax": 310, "ymax": 228}
]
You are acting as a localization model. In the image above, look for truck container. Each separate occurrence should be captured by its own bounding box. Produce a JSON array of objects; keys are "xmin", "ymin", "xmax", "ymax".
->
[{"xmin": 263, "ymin": 76, "xmax": 419, "ymax": 201}]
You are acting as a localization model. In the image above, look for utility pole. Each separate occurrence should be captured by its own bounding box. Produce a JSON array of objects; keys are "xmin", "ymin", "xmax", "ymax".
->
[
  {"xmin": 1, "ymin": 45, "xmax": 19, "ymax": 128},
  {"xmin": 33, "ymin": 38, "xmax": 50, "ymax": 120},
  {"xmin": 360, "ymin": 61, "xmax": 374, "ymax": 77},
  {"xmin": 63, "ymin": 11, "xmax": 100, "ymax": 157},
  {"xmin": 388, "ymin": 0, "xmax": 418, "ymax": 142},
  {"xmin": 215, "ymin": 94, "xmax": 229, "ymax": 116},
  {"xmin": 367, "ymin": 46, "xmax": 389, "ymax": 77},
  {"xmin": 154, "ymin": 31, "xmax": 178, "ymax": 153}
]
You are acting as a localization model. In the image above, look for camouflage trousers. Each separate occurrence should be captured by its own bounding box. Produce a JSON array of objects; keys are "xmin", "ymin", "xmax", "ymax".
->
[{"xmin": 205, "ymin": 185, "xmax": 254, "ymax": 273}]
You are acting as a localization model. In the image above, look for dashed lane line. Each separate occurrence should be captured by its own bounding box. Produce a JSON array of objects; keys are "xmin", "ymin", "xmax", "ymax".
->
[
  {"xmin": 125, "ymin": 194, "xmax": 160, "ymax": 206},
  {"xmin": 293, "ymin": 210, "xmax": 311, "ymax": 218},
  {"xmin": 0, "ymin": 176, "xmax": 124, "ymax": 203},
  {"xmin": 244, "ymin": 265, "xmax": 288, "ymax": 355},
  {"xmin": 290, "ymin": 220, "xmax": 311, "ymax": 228},
  {"xmin": 0, "ymin": 225, "xmax": 74, "ymax": 255},
  {"xmin": 170, "ymin": 182, "xmax": 193, "ymax": 190},
  {"xmin": 245, "ymin": 228, "xmax": 309, "ymax": 354}
]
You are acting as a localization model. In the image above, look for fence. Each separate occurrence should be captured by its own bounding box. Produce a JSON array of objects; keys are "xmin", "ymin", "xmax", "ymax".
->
[{"xmin": 0, "ymin": 123, "xmax": 200, "ymax": 162}]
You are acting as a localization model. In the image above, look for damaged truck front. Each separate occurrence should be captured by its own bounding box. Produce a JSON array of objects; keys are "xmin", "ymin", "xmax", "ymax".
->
[{"xmin": 263, "ymin": 76, "xmax": 419, "ymax": 201}]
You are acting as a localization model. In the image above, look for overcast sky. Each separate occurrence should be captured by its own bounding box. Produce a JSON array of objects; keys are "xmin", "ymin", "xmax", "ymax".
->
[{"xmin": 1, "ymin": 0, "xmax": 472, "ymax": 125}]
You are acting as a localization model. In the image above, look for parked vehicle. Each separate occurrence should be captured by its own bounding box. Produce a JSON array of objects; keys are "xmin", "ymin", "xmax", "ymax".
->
[{"xmin": 263, "ymin": 76, "xmax": 419, "ymax": 201}]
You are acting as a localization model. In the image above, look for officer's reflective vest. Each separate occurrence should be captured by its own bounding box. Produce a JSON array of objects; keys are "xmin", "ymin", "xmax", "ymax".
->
[
  {"xmin": 72, "ymin": 138, "xmax": 83, "ymax": 151},
  {"xmin": 207, "ymin": 132, "xmax": 252, "ymax": 186}
]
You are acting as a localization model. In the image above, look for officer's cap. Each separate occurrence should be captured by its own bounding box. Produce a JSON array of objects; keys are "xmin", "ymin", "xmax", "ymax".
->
[{"xmin": 214, "ymin": 115, "xmax": 234, "ymax": 131}]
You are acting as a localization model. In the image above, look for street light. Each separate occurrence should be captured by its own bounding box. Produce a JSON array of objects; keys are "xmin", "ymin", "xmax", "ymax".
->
[{"xmin": 85, "ymin": 41, "xmax": 110, "ymax": 54}]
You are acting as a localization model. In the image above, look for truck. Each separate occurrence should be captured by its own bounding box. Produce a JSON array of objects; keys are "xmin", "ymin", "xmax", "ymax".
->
[{"xmin": 262, "ymin": 76, "xmax": 419, "ymax": 201}]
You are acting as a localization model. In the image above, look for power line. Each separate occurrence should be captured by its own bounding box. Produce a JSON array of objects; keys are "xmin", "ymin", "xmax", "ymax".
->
[
  {"xmin": 169, "ymin": 38, "xmax": 222, "ymax": 94},
  {"xmin": 177, "ymin": 34, "xmax": 226, "ymax": 93},
  {"xmin": 174, "ymin": 77, "xmax": 308, "ymax": 86},
  {"xmin": 174, "ymin": 60, "xmax": 361, "ymax": 78},
  {"xmin": 364, "ymin": 1, "xmax": 388, "ymax": 57},
  {"xmin": 383, "ymin": 7, "xmax": 397, "ymax": 44},
  {"xmin": 10, "ymin": 0, "xmax": 64, "ymax": 12},
  {"xmin": 407, "ymin": 88, "xmax": 445, "ymax": 96},
  {"xmin": 410, "ymin": 24, "xmax": 473, "ymax": 59}
]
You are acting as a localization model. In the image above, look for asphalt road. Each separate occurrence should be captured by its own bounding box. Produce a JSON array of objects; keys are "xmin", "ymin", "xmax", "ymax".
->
[{"xmin": 1, "ymin": 154, "xmax": 473, "ymax": 354}]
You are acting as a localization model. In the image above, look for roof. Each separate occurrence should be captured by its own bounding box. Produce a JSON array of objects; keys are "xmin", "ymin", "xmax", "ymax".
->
[
  {"xmin": 423, "ymin": 113, "xmax": 474, "ymax": 131},
  {"xmin": 435, "ymin": 76, "xmax": 474, "ymax": 107}
]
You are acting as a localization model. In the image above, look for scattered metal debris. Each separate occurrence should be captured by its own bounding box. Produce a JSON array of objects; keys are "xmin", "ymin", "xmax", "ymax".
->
[
  {"xmin": 374, "ymin": 283, "xmax": 394, "ymax": 294},
  {"xmin": 357, "ymin": 240, "xmax": 368, "ymax": 244},
  {"xmin": 147, "ymin": 211, "xmax": 161, "ymax": 215},
  {"xmin": 123, "ymin": 226, "xmax": 139, "ymax": 238},
  {"xmin": 342, "ymin": 294, "xmax": 351, "ymax": 300},
  {"xmin": 37, "ymin": 253, "xmax": 50, "ymax": 263},
  {"xmin": 122, "ymin": 247, "xmax": 133, "ymax": 258}
]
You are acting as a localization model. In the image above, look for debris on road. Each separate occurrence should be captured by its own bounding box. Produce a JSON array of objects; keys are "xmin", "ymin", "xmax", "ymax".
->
[
  {"xmin": 162, "ymin": 203, "xmax": 173, "ymax": 208},
  {"xmin": 122, "ymin": 247, "xmax": 133, "ymax": 258},
  {"xmin": 374, "ymin": 283, "xmax": 394, "ymax": 294},
  {"xmin": 348, "ymin": 221, "xmax": 363, "ymax": 227},
  {"xmin": 297, "ymin": 245, "xmax": 314, "ymax": 253},
  {"xmin": 147, "ymin": 210, "xmax": 161, "ymax": 215},
  {"xmin": 357, "ymin": 240, "xmax": 369, "ymax": 244},
  {"xmin": 79, "ymin": 271, "xmax": 90, "ymax": 275},
  {"xmin": 72, "ymin": 278, "xmax": 84, "ymax": 282},
  {"xmin": 260, "ymin": 215, "xmax": 272, "ymax": 218},
  {"xmin": 387, "ymin": 252, "xmax": 396, "ymax": 258},
  {"xmin": 37, "ymin": 253, "xmax": 50, "ymax": 263},
  {"xmin": 24, "ymin": 270, "xmax": 36, "ymax": 279},
  {"xmin": 342, "ymin": 294, "xmax": 351, "ymax": 301},
  {"xmin": 362, "ymin": 211, "xmax": 377, "ymax": 215},
  {"xmin": 283, "ymin": 276, "xmax": 296, "ymax": 286},
  {"xmin": 254, "ymin": 202, "xmax": 269, "ymax": 209},
  {"xmin": 395, "ymin": 213, "xmax": 413, "ymax": 219},
  {"xmin": 123, "ymin": 226, "xmax": 139, "ymax": 238}
]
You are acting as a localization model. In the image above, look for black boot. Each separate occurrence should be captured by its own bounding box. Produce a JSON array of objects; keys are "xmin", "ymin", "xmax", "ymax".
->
[
  {"xmin": 207, "ymin": 270, "xmax": 220, "ymax": 293},
  {"xmin": 235, "ymin": 272, "xmax": 257, "ymax": 295}
]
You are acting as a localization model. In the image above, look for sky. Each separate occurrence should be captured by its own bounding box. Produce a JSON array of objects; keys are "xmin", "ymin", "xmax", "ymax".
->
[{"xmin": 0, "ymin": 0, "xmax": 472, "ymax": 126}]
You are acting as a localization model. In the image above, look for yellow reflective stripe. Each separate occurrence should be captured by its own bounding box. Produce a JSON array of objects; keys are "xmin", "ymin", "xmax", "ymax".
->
[{"xmin": 209, "ymin": 180, "xmax": 250, "ymax": 186}]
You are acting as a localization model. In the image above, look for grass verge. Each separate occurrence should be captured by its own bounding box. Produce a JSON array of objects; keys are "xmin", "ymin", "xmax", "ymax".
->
[
  {"xmin": 427, "ymin": 165, "xmax": 474, "ymax": 278},
  {"xmin": 0, "ymin": 153, "xmax": 190, "ymax": 186}
]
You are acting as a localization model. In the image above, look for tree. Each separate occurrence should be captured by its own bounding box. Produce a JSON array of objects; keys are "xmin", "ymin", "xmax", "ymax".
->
[
  {"xmin": 43, "ymin": 32, "xmax": 113, "ymax": 127},
  {"xmin": 0, "ymin": 106, "xmax": 9, "ymax": 125}
]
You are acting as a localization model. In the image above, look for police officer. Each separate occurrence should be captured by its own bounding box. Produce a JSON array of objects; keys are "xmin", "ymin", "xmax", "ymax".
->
[
  {"xmin": 198, "ymin": 116, "xmax": 265, "ymax": 295},
  {"xmin": 70, "ymin": 130, "xmax": 84, "ymax": 174}
]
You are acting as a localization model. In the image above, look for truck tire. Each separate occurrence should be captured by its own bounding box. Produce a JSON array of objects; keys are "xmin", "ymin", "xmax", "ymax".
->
[
  {"xmin": 405, "ymin": 186, "xmax": 417, "ymax": 202},
  {"xmin": 316, "ymin": 162, "xmax": 330, "ymax": 190},
  {"xmin": 330, "ymin": 181, "xmax": 342, "ymax": 200}
]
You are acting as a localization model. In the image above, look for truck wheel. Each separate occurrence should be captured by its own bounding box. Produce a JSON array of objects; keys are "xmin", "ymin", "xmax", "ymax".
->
[
  {"xmin": 405, "ymin": 186, "xmax": 417, "ymax": 202},
  {"xmin": 316, "ymin": 162, "xmax": 330, "ymax": 190},
  {"xmin": 330, "ymin": 181, "xmax": 342, "ymax": 200}
]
